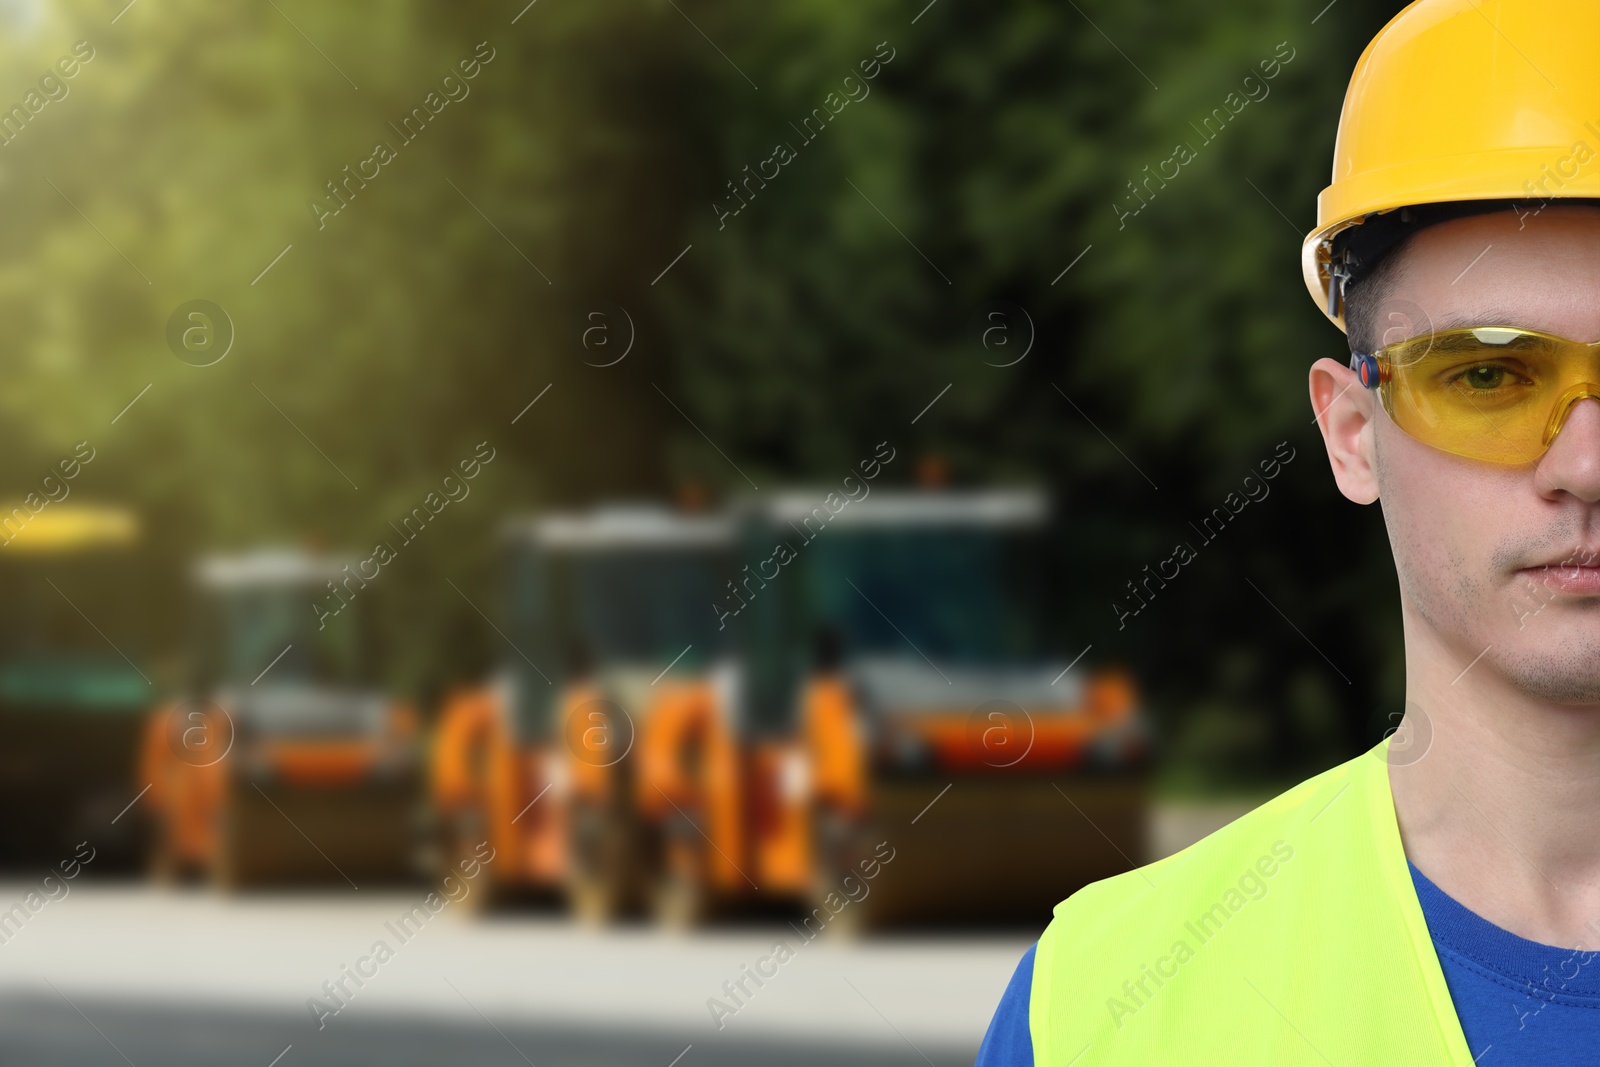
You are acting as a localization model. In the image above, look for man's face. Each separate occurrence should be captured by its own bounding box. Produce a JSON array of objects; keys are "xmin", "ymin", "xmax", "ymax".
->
[{"xmin": 1365, "ymin": 205, "xmax": 1600, "ymax": 702}]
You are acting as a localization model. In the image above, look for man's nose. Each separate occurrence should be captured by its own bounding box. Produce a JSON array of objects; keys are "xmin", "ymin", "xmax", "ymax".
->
[{"xmin": 1535, "ymin": 394, "xmax": 1600, "ymax": 502}]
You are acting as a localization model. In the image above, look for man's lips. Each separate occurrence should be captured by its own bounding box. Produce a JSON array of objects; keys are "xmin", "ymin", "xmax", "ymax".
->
[{"xmin": 1517, "ymin": 562, "xmax": 1600, "ymax": 595}]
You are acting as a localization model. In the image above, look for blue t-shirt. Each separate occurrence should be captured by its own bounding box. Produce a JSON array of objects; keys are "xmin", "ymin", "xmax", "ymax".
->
[{"xmin": 974, "ymin": 861, "xmax": 1600, "ymax": 1065}]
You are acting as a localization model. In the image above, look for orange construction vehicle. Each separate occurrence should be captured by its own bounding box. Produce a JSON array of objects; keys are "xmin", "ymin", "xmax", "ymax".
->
[
  {"xmin": 636, "ymin": 487, "xmax": 1150, "ymax": 929},
  {"xmin": 141, "ymin": 550, "xmax": 419, "ymax": 888},
  {"xmin": 430, "ymin": 506, "xmax": 735, "ymax": 918}
]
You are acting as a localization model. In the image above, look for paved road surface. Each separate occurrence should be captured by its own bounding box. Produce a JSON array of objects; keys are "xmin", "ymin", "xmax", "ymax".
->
[
  {"xmin": 0, "ymin": 798, "xmax": 1265, "ymax": 1065},
  {"xmin": 0, "ymin": 881, "xmax": 1029, "ymax": 1066}
]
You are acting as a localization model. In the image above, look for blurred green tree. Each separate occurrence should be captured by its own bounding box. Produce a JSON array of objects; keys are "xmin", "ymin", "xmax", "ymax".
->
[{"xmin": 0, "ymin": 0, "xmax": 1413, "ymax": 787}]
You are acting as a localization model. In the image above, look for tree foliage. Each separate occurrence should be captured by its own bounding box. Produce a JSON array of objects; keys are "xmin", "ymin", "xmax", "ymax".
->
[{"xmin": 0, "ymin": 0, "xmax": 1411, "ymax": 782}]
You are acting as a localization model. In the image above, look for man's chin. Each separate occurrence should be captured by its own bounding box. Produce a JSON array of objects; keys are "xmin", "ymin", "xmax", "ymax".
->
[{"xmin": 1494, "ymin": 650, "xmax": 1600, "ymax": 705}]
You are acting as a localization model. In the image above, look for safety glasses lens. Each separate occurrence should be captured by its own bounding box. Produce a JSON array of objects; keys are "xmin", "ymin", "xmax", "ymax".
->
[{"xmin": 1382, "ymin": 329, "xmax": 1578, "ymax": 464}]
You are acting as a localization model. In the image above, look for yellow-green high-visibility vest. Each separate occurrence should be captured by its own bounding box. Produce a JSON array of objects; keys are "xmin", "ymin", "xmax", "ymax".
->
[{"xmin": 1030, "ymin": 737, "xmax": 1475, "ymax": 1065}]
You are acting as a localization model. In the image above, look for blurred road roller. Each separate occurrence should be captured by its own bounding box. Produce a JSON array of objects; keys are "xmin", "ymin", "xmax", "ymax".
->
[
  {"xmin": 0, "ymin": 503, "xmax": 153, "ymax": 868},
  {"xmin": 430, "ymin": 506, "xmax": 734, "ymax": 919},
  {"xmin": 636, "ymin": 487, "xmax": 1151, "ymax": 933},
  {"xmin": 141, "ymin": 550, "xmax": 419, "ymax": 889}
]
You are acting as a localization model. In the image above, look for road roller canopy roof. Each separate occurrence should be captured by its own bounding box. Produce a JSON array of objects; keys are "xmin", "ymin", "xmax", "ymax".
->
[
  {"xmin": 196, "ymin": 549, "xmax": 353, "ymax": 588},
  {"xmin": 504, "ymin": 506, "xmax": 736, "ymax": 551},
  {"xmin": 0, "ymin": 503, "xmax": 139, "ymax": 553},
  {"xmin": 761, "ymin": 488, "xmax": 1047, "ymax": 527}
]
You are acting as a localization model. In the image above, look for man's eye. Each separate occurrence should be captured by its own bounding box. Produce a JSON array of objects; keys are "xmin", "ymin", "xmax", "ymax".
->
[{"xmin": 1450, "ymin": 362, "xmax": 1527, "ymax": 390}]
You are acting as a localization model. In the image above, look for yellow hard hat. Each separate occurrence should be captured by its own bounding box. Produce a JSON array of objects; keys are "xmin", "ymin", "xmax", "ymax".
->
[{"xmin": 1303, "ymin": 0, "xmax": 1600, "ymax": 332}]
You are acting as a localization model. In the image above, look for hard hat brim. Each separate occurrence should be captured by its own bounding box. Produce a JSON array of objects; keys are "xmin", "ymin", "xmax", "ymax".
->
[{"xmin": 1303, "ymin": 146, "xmax": 1600, "ymax": 334}]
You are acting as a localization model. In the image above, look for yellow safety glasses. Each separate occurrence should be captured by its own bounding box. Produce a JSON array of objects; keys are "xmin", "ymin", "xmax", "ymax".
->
[{"xmin": 1352, "ymin": 326, "xmax": 1600, "ymax": 465}]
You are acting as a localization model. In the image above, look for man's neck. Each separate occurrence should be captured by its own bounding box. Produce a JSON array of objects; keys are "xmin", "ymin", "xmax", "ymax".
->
[{"xmin": 1390, "ymin": 606, "xmax": 1600, "ymax": 949}]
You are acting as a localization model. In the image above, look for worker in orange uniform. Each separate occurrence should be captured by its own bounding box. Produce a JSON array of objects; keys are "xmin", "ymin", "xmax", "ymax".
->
[{"xmin": 977, "ymin": 2, "xmax": 1600, "ymax": 1063}]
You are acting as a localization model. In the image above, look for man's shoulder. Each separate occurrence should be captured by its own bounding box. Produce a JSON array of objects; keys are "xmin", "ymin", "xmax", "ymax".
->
[
  {"xmin": 1047, "ymin": 744, "xmax": 1378, "ymax": 935},
  {"xmin": 1025, "ymin": 740, "xmax": 1474, "ymax": 1065}
]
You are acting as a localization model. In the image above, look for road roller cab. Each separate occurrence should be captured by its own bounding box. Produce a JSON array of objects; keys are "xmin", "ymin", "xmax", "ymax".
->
[{"xmin": 142, "ymin": 549, "xmax": 419, "ymax": 888}]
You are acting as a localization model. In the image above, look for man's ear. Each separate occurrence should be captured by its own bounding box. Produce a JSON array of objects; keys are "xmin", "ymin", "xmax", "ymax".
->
[{"xmin": 1309, "ymin": 357, "xmax": 1379, "ymax": 504}]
